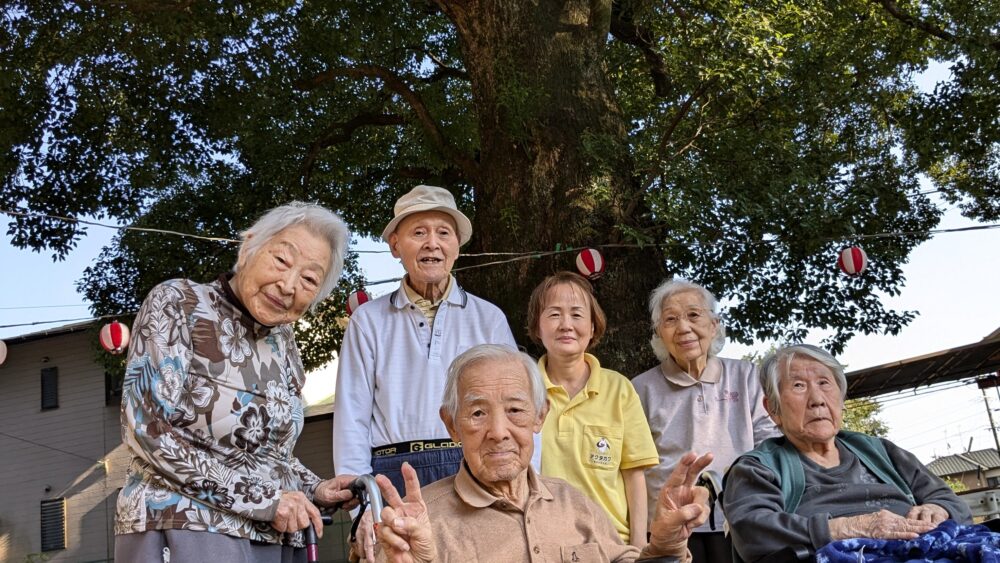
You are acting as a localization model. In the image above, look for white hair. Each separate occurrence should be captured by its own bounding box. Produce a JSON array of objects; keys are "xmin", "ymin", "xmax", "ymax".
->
[
  {"xmin": 441, "ymin": 345, "xmax": 547, "ymax": 421},
  {"xmin": 758, "ymin": 344, "xmax": 848, "ymax": 416},
  {"xmin": 647, "ymin": 277, "xmax": 727, "ymax": 361},
  {"xmin": 235, "ymin": 202, "xmax": 349, "ymax": 309}
]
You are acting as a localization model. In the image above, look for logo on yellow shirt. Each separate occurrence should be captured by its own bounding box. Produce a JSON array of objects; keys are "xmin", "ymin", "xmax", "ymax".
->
[{"xmin": 589, "ymin": 437, "xmax": 613, "ymax": 466}]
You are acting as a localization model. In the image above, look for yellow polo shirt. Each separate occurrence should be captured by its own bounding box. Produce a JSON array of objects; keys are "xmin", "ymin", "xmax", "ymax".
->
[{"xmin": 539, "ymin": 353, "xmax": 659, "ymax": 542}]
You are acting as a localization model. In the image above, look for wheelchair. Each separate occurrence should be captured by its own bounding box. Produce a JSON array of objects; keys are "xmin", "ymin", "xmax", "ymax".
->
[{"xmin": 697, "ymin": 470, "xmax": 811, "ymax": 563}]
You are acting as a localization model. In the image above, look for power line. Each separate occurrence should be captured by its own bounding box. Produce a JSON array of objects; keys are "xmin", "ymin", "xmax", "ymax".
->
[
  {"xmin": 0, "ymin": 207, "xmax": 240, "ymax": 244},
  {"xmin": 0, "ymin": 429, "xmax": 103, "ymax": 464},
  {"xmin": 0, "ymin": 207, "xmax": 539, "ymax": 258},
  {"xmin": 4, "ymin": 205, "xmax": 1000, "ymax": 311},
  {"xmin": 4, "ymin": 207, "xmax": 999, "ymax": 261},
  {"xmin": 0, "ymin": 313, "xmax": 129, "ymax": 329},
  {"xmin": 0, "ymin": 304, "xmax": 89, "ymax": 310}
]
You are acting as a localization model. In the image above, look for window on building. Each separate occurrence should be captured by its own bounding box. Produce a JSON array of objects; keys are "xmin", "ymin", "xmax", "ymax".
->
[
  {"xmin": 41, "ymin": 367, "xmax": 59, "ymax": 410},
  {"xmin": 988, "ymin": 476, "xmax": 1000, "ymax": 488},
  {"xmin": 40, "ymin": 498, "xmax": 66, "ymax": 551}
]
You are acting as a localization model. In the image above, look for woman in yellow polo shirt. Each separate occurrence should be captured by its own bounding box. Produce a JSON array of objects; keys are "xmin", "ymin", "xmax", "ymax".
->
[{"xmin": 526, "ymin": 271, "xmax": 660, "ymax": 547}]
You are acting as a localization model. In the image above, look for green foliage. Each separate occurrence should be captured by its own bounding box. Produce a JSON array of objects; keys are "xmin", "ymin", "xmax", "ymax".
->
[
  {"xmin": 843, "ymin": 398, "xmax": 890, "ymax": 437},
  {"xmin": 2, "ymin": 0, "xmax": 998, "ymax": 365},
  {"xmin": 942, "ymin": 476, "xmax": 969, "ymax": 493}
]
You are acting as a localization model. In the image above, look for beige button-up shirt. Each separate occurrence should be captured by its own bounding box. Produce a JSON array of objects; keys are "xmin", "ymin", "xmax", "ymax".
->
[{"xmin": 419, "ymin": 463, "xmax": 690, "ymax": 562}]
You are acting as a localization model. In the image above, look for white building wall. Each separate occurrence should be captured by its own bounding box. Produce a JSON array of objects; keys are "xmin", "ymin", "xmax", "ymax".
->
[
  {"xmin": 0, "ymin": 329, "xmax": 129, "ymax": 563},
  {"xmin": 0, "ymin": 328, "xmax": 348, "ymax": 562}
]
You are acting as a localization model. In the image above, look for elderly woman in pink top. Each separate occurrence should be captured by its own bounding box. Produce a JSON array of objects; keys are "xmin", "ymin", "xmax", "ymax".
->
[{"xmin": 631, "ymin": 278, "xmax": 780, "ymax": 563}]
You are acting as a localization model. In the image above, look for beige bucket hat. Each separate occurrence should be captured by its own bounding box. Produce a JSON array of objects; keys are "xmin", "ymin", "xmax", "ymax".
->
[{"xmin": 381, "ymin": 185, "xmax": 473, "ymax": 245}]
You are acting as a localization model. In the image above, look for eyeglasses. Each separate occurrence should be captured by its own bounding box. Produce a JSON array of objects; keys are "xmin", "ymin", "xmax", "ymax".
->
[{"xmin": 660, "ymin": 309, "xmax": 713, "ymax": 328}]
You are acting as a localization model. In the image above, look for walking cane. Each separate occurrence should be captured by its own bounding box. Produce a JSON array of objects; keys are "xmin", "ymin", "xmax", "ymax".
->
[{"xmin": 305, "ymin": 474, "xmax": 384, "ymax": 563}]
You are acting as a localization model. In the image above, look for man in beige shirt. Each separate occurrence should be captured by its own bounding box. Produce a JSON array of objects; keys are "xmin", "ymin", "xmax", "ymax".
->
[{"xmin": 371, "ymin": 344, "xmax": 712, "ymax": 562}]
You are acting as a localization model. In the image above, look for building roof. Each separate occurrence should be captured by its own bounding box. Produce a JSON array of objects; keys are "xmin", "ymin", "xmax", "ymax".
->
[
  {"xmin": 845, "ymin": 327, "xmax": 1000, "ymax": 399},
  {"xmin": 927, "ymin": 448, "xmax": 1000, "ymax": 477},
  {"xmin": 3, "ymin": 320, "xmax": 98, "ymax": 345}
]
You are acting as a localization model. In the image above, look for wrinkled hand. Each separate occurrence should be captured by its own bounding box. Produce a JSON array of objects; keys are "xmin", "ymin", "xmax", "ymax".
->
[
  {"xmin": 314, "ymin": 475, "xmax": 360, "ymax": 510},
  {"xmin": 829, "ymin": 509, "xmax": 937, "ymax": 541},
  {"xmin": 376, "ymin": 462, "xmax": 436, "ymax": 563},
  {"xmin": 647, "ymin": 452, "xmax": 714, "ymax": 558},
  {"xmin": 350, "ymin": 509, "xmax": 376, "ymax": 562},
  {"xmin": 271, "ymin": 490, "xmax": 323, "ymax": 536},
  {"xmin": 906, "ymin": 503, "xmax": 949, "ymax": 525}
]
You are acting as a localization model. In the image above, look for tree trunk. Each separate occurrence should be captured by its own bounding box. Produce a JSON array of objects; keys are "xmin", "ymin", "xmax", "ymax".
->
[{"xmin": 439, "ymin": 0, "xmax": 668, "ymax": 376}]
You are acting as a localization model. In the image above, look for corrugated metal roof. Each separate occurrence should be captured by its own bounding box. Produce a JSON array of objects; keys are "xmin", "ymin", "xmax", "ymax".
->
[
  {"xmin": 927, "ymin": 449, "xmax": 1000, "ymax": 477},
  {"xmin": 845, "ymin": 328, "xmax": 1000, "ymax": 399}
]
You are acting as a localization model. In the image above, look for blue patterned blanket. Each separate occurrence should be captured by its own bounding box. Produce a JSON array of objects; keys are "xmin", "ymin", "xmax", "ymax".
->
[{"xmin": 816, "ymin": 520, "xmax": 1000, "ymax": 562}]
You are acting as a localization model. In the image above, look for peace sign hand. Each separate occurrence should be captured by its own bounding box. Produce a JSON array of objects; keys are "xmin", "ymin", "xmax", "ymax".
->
[
  {"xmin": 647, "ymin": 452, "xmax": 714, "ymax": 558},
  {"xmin": 375, "ymin": 462, "xmax": 437, "ymax": 563}
]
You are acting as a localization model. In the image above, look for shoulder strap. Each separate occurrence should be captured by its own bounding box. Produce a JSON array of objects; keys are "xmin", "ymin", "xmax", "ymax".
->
[
  {"xmin": 726, "ymin": 437, "xmax": 807, "ymax": 513},
  {"xmin": 837, "ymin": 430, "xmax": 915, "ymax": 504}
]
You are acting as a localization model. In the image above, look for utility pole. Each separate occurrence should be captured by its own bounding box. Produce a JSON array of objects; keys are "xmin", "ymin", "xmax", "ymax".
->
[{"xmin": 978, "ymin": 375, "xmax": 1000, "ymax": 456}]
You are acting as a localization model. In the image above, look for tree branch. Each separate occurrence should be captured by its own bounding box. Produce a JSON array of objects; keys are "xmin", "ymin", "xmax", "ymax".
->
[
  {"xmin": 89, "ymin": 0, "xmax": 196, "ymax": 14},
  {"xmin": 636, "ymin": 78, "xmax": 716, "ymax": 192},
  {"xmin": 299, "ymin": 112, "xmax": 406, "ymax": 185},
  {"xmin": 294, "ymin": 65, "xmax": 480, "ymax": 181},
  {"xmin": 418, "ymin": 48, "xmax": 470, "ymax": 83},
  {"xmin": 609, "ymin": 4, "xmax": 672, "ymax": 97},
  {"xmin": 875, "ymin": 0, "xmax": 1000, "ymax": 51}
]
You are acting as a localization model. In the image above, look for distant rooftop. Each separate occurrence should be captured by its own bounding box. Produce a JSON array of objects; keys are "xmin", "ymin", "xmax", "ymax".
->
[
  {"xmin": 3, "ymin": 319, "xmax": 98, "ymax": 345},
  {"xmin": 845, "ymin": 326, "xmax": 1000, "ymax": 398},
  {"xmin": 927, "ymin": 448, "xmax": 1000, "ymax": 477}
]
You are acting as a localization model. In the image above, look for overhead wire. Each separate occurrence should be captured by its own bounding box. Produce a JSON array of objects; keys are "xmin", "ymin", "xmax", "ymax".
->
[
  {"xmin": 3, "ymin": 207, "xmax": 1000, "ymax": 338},
  {"xmin": 3, "ymin": 207, "xmax": 999, "ymax": 459}
]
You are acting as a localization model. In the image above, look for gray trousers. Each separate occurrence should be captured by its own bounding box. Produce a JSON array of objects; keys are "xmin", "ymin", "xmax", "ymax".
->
[{"xmin": 115, "ymin": 529, "xmax": 306, "ymax": 563}]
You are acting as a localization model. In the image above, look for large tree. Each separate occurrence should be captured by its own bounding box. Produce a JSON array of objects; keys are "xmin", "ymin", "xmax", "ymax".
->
[{"xmin": 2, "ymin": 1, "xmax": 998, "ymax": 373}]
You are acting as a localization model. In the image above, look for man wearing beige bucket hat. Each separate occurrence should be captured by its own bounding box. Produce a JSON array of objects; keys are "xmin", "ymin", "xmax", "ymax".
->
[{"xmin": 334, "ymin": 186, "xmax": 533, "ymax": 556}]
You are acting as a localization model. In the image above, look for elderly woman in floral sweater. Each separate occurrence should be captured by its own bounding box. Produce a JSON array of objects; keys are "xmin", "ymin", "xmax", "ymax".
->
[{"xmin": 115, "ymin": 203, "xmax": 357, "ymax": 562}]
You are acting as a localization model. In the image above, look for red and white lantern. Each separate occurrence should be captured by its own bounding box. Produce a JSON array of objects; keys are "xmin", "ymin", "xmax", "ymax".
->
[
  {"xmin": 0, "ymin": 339, "xmax": 7, "ymax": 366},
  {"xmin": 837, "ymin": 246, "xmax": 868, "ymax": 276},
  {"xmin": 575, "ymin": 248, "xmax": 606, "ymax": 280},
  {"xmin": 100, "ymin": 320, "xmax": 130, "ymax": 355},
  {"xmin": 346, "ymin": 290, "xmax": 371, "ymax": 316}
]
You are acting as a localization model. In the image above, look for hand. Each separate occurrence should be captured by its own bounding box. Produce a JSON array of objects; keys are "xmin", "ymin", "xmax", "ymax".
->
[
  {"xmin": 829, "ymin": 509, "xmax": 937, "ymax": 541},
  {"xmin": 376, "ymin": 462, "xmax": 436, "ymax": 563},
  {"xmin": 906, "ymin": 503, "xmax": 949, "ymax": 525},
  {"xmin": 349, "ymin": 509, "xmax": 376, "ymax": 562},
  {"xmin": 647, "ymin": 452, "xmax": 714, "ymax": 558},
  {"xmin": 271, "ymin": 490, "xmax": 323, "ymax": 536},
  {"xmin": 314, "ymin": 475, "xmax": 360, "ymax": 510}
]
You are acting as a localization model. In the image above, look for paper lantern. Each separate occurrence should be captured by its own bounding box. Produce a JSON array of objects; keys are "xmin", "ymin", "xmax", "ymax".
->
[
  {"xmin": 837, "ymin": 246, "xmax": 868, "ymax": 276},
  {"xmin": 346, "ymin": 290, "xmax": 370, "ymax": 316},
  {"xmin": 100, "ymin": 320, "xmax": 130, "ymax": 354},
  {"xmin": 575, "ymin": 248, "xmax": 605, "ymax": 280},
  {"xmin": 0, "ymin": 340, "xmax": 6, "ymax": 366}
]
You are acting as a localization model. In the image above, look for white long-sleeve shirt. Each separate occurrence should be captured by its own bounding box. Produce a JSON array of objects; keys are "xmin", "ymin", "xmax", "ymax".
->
[{"xmin": 332, "ymin": 277, "xmax": 522, "ymax": 478}]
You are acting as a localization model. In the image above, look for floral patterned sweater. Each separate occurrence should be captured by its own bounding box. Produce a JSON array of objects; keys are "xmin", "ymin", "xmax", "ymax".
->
[{"xmin": 115, "ymin": 276, "xmax": 321, "ymax": 546}]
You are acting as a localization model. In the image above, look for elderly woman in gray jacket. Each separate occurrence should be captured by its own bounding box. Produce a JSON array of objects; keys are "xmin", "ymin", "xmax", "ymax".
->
[
  {"xmin": 723, "ymin": 344, "xmax": 971, "ymax": 563},
  {"xmin": 115, "ymin": 203, "xmax": 357, "ymax": 562},
  {"xmin": 631, "ymin": 278, "xmax": 779, "ymax": 563}
]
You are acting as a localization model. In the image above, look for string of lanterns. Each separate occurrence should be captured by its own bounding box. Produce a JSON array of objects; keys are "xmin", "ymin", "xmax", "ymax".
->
[
  {"xmin": 342, "ymin": 245, "xmax": 869, "ymax": 319},
  {"xmin": 0, "ymin": 243, "xmax": 873, "ymax": 362}
]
